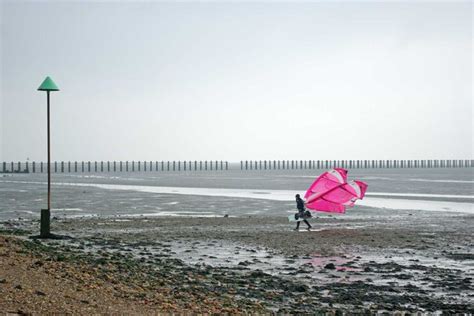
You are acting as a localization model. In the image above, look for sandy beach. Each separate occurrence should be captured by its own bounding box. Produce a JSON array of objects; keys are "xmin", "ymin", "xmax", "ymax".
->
[{"xmin": 1, "ymin": 208, "xmax": 473, "ymax": 314}]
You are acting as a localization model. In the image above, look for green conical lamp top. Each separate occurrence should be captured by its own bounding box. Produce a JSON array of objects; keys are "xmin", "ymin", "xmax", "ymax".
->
[{"xmin": 37, "ymin": 76, "xmax": 59, "ymax": 91}]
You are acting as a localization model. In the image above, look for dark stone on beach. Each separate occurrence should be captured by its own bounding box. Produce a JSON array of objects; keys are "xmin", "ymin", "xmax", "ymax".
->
[
  {"xmin": 447, "ymin": 253, "xmax": 474, "ymax": 260},
  {"xmin": 324, "ymin": 263, "xmax": 336, "ymax": 270},
  {"xmin": 0, "ymin": 278, "xmax": 6, "ymax": 284},
  {"xmin": 35, "ymin": 290, "xmax": 46, "ymax": 296},
  {"xmin": 238, "ymin": 261, "xmax": 251, "ymax": 266},
  {"xmin": 363, "ymin": 267, "xmax": 372, "ymax": 272},
  {"xmin": 341, "ymin": 260, "xmax": 356, "ymax": 267},
  {"xmin": 250, "ymin": 270, "xmax": 268, "ymax": 278},
  {"xmin": 370, "ymin": 262, "xmax": 403, "ymax": 273},
  {"xmin": 14, "ymin": 284, "xmax": 22, "ymax": 290},
  {"xmin": 287, "ymin": 283, "xmax": 309, "ymax": 292},
  {"xmin": 94, "ymin": 258, "xmax": 107, "ymax": 265},
  {"xmin": 408, "ymin": 264, "xmax": 429, "ymax": 271},
  {"xmin": 224, "ymin": 214, "xmax": 229, "ymax": 218}
]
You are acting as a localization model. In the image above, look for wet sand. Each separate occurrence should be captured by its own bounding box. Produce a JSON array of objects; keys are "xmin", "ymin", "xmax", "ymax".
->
[{"xmin": 2, "ymin": 211, "xmax": 473, "ymax": 313}]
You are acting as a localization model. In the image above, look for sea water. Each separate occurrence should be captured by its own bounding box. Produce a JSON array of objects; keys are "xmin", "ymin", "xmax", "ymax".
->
[{"xmin": 0, "ymin": 168, "xmax": 472, "ymax": 220}]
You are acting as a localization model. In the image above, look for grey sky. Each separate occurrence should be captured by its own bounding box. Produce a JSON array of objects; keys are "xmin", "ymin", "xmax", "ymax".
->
[{"xmin": 1, "ymin": 1, "xmax": 472, "ymax": 162}]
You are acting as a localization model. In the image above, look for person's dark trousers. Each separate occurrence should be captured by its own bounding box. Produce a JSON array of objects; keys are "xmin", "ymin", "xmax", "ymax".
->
[{"xmin": 296, "ymin": 219, "xmax": 312, "ymax": 230}]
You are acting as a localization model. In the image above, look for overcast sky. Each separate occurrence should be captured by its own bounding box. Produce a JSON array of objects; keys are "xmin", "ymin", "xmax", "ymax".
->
[{"xmin": 1, "ymin": 1, "xmax": 472, "ymax": 162}]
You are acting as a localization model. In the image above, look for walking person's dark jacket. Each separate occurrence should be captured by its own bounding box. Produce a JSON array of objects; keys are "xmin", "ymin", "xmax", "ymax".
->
[
  {"xmin": 294, "ymin": 194, "xmax": 312, "ymax": 230},
  {"xmin": 296, "ymin": 196, "xmax": 305, "ymax": 211}
]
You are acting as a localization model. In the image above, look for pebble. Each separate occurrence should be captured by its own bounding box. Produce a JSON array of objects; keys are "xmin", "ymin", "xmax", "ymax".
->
[{"xmin": 324, "ymin": 263, "xmax": 336, "ymax": 270}]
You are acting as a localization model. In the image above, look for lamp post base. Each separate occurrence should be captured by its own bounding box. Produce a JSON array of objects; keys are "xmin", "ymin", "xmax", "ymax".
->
[{"xmin": 40, "ymin": 208, "xmax": 51, "ymax": 238}]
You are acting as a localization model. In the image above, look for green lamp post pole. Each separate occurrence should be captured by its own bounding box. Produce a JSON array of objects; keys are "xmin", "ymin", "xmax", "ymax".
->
[{"xmin": 38, "ymin": 76, "xmax": 59, "ymax": 238}]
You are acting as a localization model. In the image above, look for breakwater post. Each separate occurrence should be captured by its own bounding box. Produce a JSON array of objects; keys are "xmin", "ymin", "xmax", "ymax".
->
[
  {"xmin": 1, "ymin": 159, "xmax": 472, "ymax": 174},
  {"xmin": 235, "ymin": 159, "xmax": 473, "ymax": 171}
]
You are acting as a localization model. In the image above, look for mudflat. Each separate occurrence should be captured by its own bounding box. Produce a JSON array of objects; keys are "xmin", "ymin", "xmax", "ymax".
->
[{"xmin": 1, "ymin": 211, "xmax": 473, "ymax": 314}]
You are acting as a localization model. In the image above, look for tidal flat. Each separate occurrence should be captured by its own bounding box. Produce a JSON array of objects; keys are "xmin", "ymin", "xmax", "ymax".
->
[
  {"xmin": 1, "ymin": 169, "xmax": 473, "ymax": 313},
  {"xmin": 1, "ymin": 211, "xmax": 473, "ymax": 314}
]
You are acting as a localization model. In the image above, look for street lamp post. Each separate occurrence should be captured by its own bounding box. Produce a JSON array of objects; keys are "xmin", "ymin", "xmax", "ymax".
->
[{"xmin": 38, "ymin": 76, "xmax": 59, "ymax": 238}]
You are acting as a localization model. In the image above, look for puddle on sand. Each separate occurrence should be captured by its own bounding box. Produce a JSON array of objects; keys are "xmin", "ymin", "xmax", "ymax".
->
[
  {"xmin": 167, "ymin": 240, "xmax": 473, "ymax": 305},
  {"xmin": 169, "ymin": 240, "xmax": 371, "ymax": 284}
]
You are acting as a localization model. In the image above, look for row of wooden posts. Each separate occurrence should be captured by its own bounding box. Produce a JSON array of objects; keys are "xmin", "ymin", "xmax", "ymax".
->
[
  {"xmin": 1, "ymin": 161, "xmax": 229, "ymax": 173},
  {"xmin": 239, "ymin": 159, "xmax": 474, "ymax": 170},
  {"xmin": 1, "ymin": 159, "xmax": 473, "ymax": 173}
]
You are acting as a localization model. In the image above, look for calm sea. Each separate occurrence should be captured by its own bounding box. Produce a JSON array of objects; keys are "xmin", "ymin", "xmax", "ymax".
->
[{"xmin": 0, "ymin": 168, "xmax": 472, "ymax": 220}]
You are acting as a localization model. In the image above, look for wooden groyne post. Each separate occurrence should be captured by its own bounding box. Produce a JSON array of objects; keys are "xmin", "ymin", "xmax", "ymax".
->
[{"xmin": 2, "ymin": 159, "xmax": 473, "ymax": 174}]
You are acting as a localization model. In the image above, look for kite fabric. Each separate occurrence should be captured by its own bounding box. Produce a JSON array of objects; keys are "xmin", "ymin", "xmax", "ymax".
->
[{"xmin": 304, "ymin": 168, "xmax": 368, "ymax": 214}]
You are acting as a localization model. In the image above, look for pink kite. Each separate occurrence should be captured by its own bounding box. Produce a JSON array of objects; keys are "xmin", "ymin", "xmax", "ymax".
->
[{"xmin": 304, "ymin": 168, "xmax": 368, "ymax": 213}]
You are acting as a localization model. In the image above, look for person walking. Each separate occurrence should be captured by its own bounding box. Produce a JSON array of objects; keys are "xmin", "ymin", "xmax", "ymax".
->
[{"xmin": 295, "ymin": 194, "xmax": 312, "ymax": 231}]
